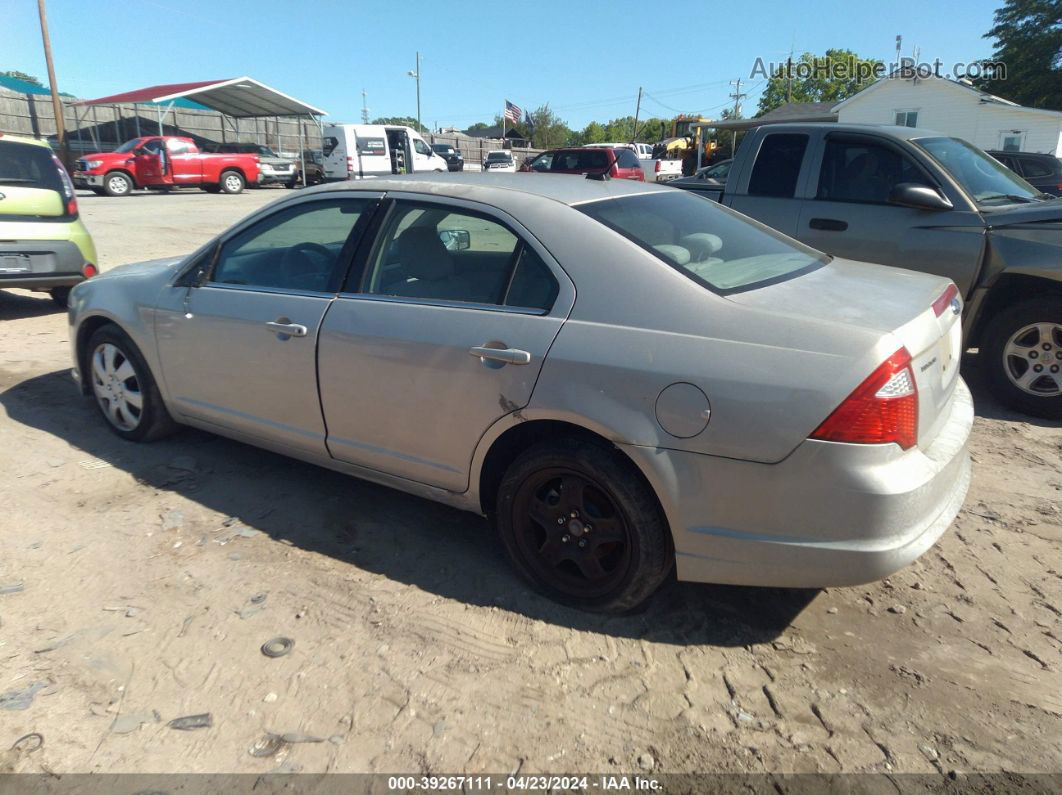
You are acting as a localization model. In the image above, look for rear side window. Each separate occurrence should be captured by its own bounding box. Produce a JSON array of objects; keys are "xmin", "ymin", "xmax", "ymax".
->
[
  {"xmin": 0, "ymin": 141, "xmax": 64, "ymax": 193},
  {"xmin": 506, "ymin": 246, "xmax": 558, "ymax": 311},
  {"xmin": 1019, "ymin": 157, "xmax": 1054, "ymax": 178},
  {"xmin": 615, "ymin": 149, "xmax": 641, "ymax": 168},
  {"xmin": 747, "ymin": 133, "xmax": 808, "ymax": 198},
  {"xmin": 579, "ymin": 191, "xmax": 824, "ymax": 294}
]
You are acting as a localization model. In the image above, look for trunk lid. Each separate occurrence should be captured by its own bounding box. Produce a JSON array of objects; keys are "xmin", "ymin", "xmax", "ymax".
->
[{"xmin": 728, "ymin": 257, "xmax": 963, "ymax": 447}]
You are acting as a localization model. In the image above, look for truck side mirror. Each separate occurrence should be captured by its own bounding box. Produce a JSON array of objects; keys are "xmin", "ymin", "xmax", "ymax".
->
[{"xmin": 888, "ymin": 183, "xmax": 953, "ymax": 211}]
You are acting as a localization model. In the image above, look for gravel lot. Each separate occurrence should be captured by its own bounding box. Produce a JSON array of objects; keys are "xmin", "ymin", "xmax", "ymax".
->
[{"xmin": 0, "ymin": 188, "xmax": 1059, "ymax": 776}]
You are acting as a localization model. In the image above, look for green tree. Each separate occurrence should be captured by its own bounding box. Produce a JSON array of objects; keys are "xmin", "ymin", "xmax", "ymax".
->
[
  {"xmin": 370, "ymin": 116, "xmax": 428, "ymax": 134},
  {"xmin": 526, "ymin": 104, "xmax": 572, "ymax": 149},
  {"xmin": 579, "ymin": 121, "xmax": 607, "ymax": 144},
  {"xmin": 974, "ymin": 0, "xmax": 1062, "ymax": 109},
  {"xmin": 756, "ymin": 49, "xmax": 879, "ymax": 115},
  {"xmin": 1, "ymin": 70, "xmax": 44, "ymax": 87}
]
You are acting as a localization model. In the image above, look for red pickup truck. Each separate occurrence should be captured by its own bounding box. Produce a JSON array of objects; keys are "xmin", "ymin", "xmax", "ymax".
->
[{"xmin": 73, "ymin": 136, "xmax": 262, "ymax": 197}]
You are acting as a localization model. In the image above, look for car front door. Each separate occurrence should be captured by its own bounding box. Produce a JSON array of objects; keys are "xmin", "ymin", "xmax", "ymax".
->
[
  {"xmin": 133, "ymin": 138, "xmax": 165, "ymax": 185},
  {"xmin": 154, "ymin": 194, "xmax": 380, "ymax": 455},
  {"xmin": 167, "ymin": 139, "xmax": 202, "ymax": 185},
  {"xmin": 317, "ymin": 196, "xmax": 574, "ymax": 492},
  {"xmin": 796, "ymin": 133, "xmax": 986, "ymax": 297}
]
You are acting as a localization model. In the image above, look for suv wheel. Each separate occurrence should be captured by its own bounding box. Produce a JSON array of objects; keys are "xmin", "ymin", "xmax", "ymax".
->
[
  {"xmin": 495, "ymin": 437, "xmax": 673, "ymax": 612},
  {"xmin": 86, "ymin": 325, "xmax": 178, "ymax": 441},
  {"xmin": 220, "ymin": 170, "xmax": 245, "ymax": 194},
  {"xmin": 982, "ymin": 298, "xmax": 1062, "ymax": 419},
  {"xmin": 103, "ymin": 171, "xmax": 133, "ymax": 197}
]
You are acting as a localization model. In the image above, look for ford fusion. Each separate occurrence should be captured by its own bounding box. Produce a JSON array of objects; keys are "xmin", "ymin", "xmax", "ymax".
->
[{"xmin": 69, "ymin": 174, "xmax": 972, "ymax": 611}]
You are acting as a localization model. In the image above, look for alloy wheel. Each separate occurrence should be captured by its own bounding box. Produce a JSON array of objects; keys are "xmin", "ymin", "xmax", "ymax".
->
[
  {"xmin": 511, "ymin": 468, "xmax": 632, "ymax": 599},
  {"xmin": 107, "ymin": 175, "xmax": 129, "ymax": 195},
  {"xmin": 91, "ymin": 342, "xmax": 143, "ymax": 431},
  {"xmin": 225, "ymin": 174, "xmax": 242, "ymax": 192},
  {"xmin": 1003, "ymin": 322, "xmax": 1062, "ymax": 397}
]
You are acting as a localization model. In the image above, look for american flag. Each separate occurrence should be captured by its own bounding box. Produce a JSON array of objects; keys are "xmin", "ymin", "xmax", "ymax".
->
[{"xmin": 504, "ymin": 100, "xmax": 522, "ymax": 124}]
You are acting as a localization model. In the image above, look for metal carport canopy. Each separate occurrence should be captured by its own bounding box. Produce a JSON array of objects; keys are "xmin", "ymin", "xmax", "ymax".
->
[{"xmin": 71, "ymin": 76, "xmax": 327, "ymax": 117}]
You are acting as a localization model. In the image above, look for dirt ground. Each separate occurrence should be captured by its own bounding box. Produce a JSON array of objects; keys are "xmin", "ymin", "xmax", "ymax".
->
[{"xmin": 0, "ymin": 189, "xmax": 1059, "ymax": 776}]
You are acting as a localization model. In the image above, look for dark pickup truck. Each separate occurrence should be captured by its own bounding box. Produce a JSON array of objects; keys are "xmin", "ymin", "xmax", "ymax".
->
[{"xmin": 678, "ymin": 123, "xmax": 1062, "ymax": 418}]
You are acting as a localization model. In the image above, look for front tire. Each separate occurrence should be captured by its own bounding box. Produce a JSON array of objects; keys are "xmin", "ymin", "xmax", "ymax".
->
[
  {"xmin": 103, "ymin": 171, "xmax": 133, "ymax": 197},
  {"xmin": 982, "ymin": 298, "xmax": 1062, "ymax": 419},
  {"xmin": 496, "ymin": 437, "xmax": 673, "ymax": 612},
  {"xmin": 86, "ymin": 325, "xmax": 178, "ymax": 441},
  {"xmin": 220, "ymin": 170, "xmax": 245, "ymax": 194}
]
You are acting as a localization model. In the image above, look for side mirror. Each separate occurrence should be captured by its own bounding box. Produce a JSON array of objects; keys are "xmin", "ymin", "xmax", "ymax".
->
[
  {"xmin": 888, "ymin": 182, "xmax": 953, "ymax": 211},
  {"xmin": 438, "ymin": 229, "xmax": 470, "ymax": 252},
  {"xmin": 134, "ymin": 147, "xmax": 147, "ymax": 156},
  {"xmin": 191, "ymin": 266, "xmax": 209, "ymax": 287}
]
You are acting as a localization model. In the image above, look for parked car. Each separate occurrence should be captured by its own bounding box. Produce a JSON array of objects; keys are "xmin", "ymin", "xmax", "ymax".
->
[
  {"xmin": 73, "ymin": 136, "xmax": 261, "ymax": 196},
  {"xmin": 431, "ymin": 143, "xmax": 464, "ymax": 172},
  {"xmin": 987, "ymin": 150, "xmax": 1062, "ymax": 197},
  {"xmin": 583, "ymin": 142, "xmax": 654, "ymax": 159},
  {"xmin": 0, "ymin": 133, "xmax": 98, "ymax": 307},
  {"xmin": 521, "ymin": 147, "xmax": 644, "ymax": 181},
  {"xmin": 483, "ymin": 150, "xmax": 517, "ymax": 172},
  {"xmin": 670, "ymin": 158, "xmax": 733, "ymax": 194},
  {"xmin": 644, "ymin": 156, "xmax": 683, "ymax": 183},
  {"xmin": 688, "ymin": 122, "xmax": 1062, "ymax": 418},
  {"xmin": 68, "ymin": 174, "xmax": 971, "ymax": 611},
  {"xmin": 203, "ymin": 142, "xmax": 297, "ymax": 186},
  {"xmin": 290, "ymin": 150, "xmax": 324, "ymax": 187},
  {"xmin": 322, "ymin": 124, "xmax": 448, "ymax": 180}
]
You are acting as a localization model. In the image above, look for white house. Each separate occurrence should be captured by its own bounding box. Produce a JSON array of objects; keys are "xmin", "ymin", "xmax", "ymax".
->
[{"xmin": 832, "ymin": 75, "xmax": 1062, "ymax": 156}]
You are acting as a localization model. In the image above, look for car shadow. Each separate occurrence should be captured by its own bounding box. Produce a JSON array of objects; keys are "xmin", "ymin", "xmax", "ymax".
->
[
  {"xmin": 0, "ymin": 290, "xmax": 62, "ymax": 320},
  {"xmin": 0, "ymin": 369, "xmax": 817, "ymax": 646}
]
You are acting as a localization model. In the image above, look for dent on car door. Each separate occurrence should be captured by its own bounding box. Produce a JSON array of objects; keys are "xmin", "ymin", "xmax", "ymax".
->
[
  {"xmin": 796, "ymin": 134, "xmax": 985, "ymax": 295},
  {"xmin": 154, "ymin": 196, "xmax": 379, "ymax": 454},
  {"xmin": 317, "ymin": 198, "xmax": 574, "ymax": 492}
]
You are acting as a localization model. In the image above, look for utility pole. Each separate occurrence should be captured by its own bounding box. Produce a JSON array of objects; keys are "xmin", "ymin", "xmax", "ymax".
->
[
  {"xmin": 728, "ymin": 78, "xmax": 747, "ymax": 156},
  {"xmin": 407, "ymin": 52, "xmax": 421, "ymax": 133},
  {"xmin": 361, "ymin": 88, "xmax": 369, "ymax": 124},
  {"xmin": 37, "ymin": 0, "xmax": 68, "ymax": 167},
  {"xmin": 632, "ymin": 87, "xmax": 642, "ymax": 141}
]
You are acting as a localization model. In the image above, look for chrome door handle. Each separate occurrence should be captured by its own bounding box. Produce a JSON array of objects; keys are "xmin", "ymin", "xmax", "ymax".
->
[
  {"xmin": 265, "ymin": 321, "xmax": 308, "ymax": 337},
  {"xmin": 469, "ymin": 346, "xmax": 532, "ymax": 365}
]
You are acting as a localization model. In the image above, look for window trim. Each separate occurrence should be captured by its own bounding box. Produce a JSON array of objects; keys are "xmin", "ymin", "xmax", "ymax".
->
[
  {"xmin": 203, "ymin": 195, "xmax": 381, "ymax": 296},
  {"xmin": 342, "ymin": 195, "xmax": 562, "ymax": 313},
  {"xmin": 812, "ymin": 132, "xmax": 946, "ymax": 207}
]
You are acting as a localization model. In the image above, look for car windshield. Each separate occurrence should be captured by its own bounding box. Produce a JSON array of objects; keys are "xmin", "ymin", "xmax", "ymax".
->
[
  {"xmin": 486, "ymin": 152, "xmax": 511, "ymax": 161},
  {"xmin": 258, "ymin": 147, "xmax": 279, "ymax": 157},
  {"xmin": 114, "ymin": 139, "xmax": 141, "ymax": 154},
  {"xmin": 915, "ymin": 136, "xmax": 1043, "ymax": 204},
  {"xmin": 579, "ymin": 192, "xmax": 825, "ymax": 294}
]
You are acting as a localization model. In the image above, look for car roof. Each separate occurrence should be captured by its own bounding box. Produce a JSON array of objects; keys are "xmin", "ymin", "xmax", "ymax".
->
[
  {"xmin": 297, "ymin": 172, "xmax": 668, "ymax": 207},
  {"xmin": 0, "ymin": 133, "xmax": 52, "ymax": 150},
  {"xmin": 752, "ymin": 122, "xmax": 951, "ymax": 141}
]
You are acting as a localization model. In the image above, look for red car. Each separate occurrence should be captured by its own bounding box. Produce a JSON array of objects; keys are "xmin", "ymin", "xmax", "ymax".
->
[
  {"xmin": 73, "ymin": 136, "xmax": 262, "ymax": 197},
  {"xmin": 520, "ymin": 147, "xmax": 645, "ymax": 181}
]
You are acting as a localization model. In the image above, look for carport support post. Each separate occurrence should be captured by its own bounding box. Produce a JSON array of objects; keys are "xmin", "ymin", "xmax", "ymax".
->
[
  {"xmin": 156, "ymin": 105, "xmax": 162, "ymax": 136},
  {"xmin": 133, "ymin": 103, "xmax": 141, "ymax": 137},
  {"xmin": 298, "ymin": 116, "xmax": 306, "ymax": 187}
]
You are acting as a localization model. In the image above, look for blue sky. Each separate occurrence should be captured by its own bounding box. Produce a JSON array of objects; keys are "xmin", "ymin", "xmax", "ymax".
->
[{"xmin": 7, "ymin": 0, "xmax": 1002, "ymax": 130}]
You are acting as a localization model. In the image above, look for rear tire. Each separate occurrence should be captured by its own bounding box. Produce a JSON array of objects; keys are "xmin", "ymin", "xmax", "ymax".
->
[
  {"xmin": 981, "ymin": 298, "xmax": 1062, "ymax": 419},
  {"xmin": 103, "ymin": 171, "xmax": 133, "ymax": 197},
  {"xmin": 86, "ymin": 324, "xmax": 179, "ymax": 442},
  {"xmin": 219, "ymin": 170, "xmax": 245, "ymax": 194},
  {"xmin": 49, "ymin": 287, "xmax": 71, "ymax": 308},
  {"xmin": 495, "ymin": 437, "xmax": 673, "ymax": 613}
]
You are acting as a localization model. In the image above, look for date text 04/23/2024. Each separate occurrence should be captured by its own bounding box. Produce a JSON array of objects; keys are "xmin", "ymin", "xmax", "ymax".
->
[{"xmin": 387, "ymin": 775, "xmax": 663, "ymax": 791}]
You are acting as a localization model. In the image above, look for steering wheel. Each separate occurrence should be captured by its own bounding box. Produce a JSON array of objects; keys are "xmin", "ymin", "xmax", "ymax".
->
[{"xmin": 280, "ymin": 242, "xmax": 333, "ymax": 286}]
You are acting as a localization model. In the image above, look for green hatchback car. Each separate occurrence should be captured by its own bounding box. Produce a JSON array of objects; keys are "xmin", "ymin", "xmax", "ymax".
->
[{"xmin": 0, "ymin": 133, "xmax": 98, "ymax": 307}]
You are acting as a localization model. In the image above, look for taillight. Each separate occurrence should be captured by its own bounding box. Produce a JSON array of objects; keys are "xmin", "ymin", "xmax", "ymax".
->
[
  {"xmin": 66, "ymin": 197, "xmax": 78, "ymax": 216},
  {"xmin": 346, "ymin": 156, "xmax": 354, "ymax": 175},
  {"xmin": 810, "ymin": 348, "xmax": 918, "ymax": 450},
  {"xmin": 932, "ymin": 283, "xmax": 959, "ymax": 317},
  {"xmin": 82, "ymin": 263, "xmax": 97, "ymax": 279},
  {"xmin": 654, "ymin": 160, "xmax": 661, "ymax": 173}
]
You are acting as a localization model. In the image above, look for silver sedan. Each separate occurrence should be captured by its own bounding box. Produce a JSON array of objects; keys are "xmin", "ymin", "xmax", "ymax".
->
[{"xmin": 69, "ymin": 174, "xmax": 973, "ymax": 611}]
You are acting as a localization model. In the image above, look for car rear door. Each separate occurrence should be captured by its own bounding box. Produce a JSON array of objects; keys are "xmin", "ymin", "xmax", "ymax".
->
[
  {"xmin": 795, "ymin": 132, "xmax": 985, "ymax": 297},
  {"xmin": 317, "ymin": 196, "xmax": 575, "ymax": 492},
  {"xmin": 725, "ymin": 131, "xmax": 812, "ymax": 237},
  {"xmin": 154, "ymin": 194, "xmax": 381, "ymax": 455}
]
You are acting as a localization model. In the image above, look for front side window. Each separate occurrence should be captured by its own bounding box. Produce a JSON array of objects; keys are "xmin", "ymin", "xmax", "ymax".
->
[
  {"xmin": 211, "ymin": 199, "xmax": 373, "ymax": 292},
  {"xmin": 530, "ymin": 153, "xmax": 554, "ymax": 171},
  {"xmin": 414, "ymin": 139, "xmax": 432, "ymax": 156},
  {"xmin": 167, "ymin": 139, "xmax": 192, "ymax": 155},
  {"xmin": 817, "ymin": 137, "xmax": 934, "ymax": 204},
  {"xmin": 1019, "ymin": 158, "xmax": 1054, "ymax": 178},
  {"xmin": 579, "ymin": 192, "xmax": 824, "ymax": 294},
  {"xmin": 916, "ymin": 136, "xmax": 1041, "ymax": 204},
  {"xmin": 747, "ymin": 134, "xmax": 808, "ymax": 198},
  {"xmin": 361, "ymin": 201, "xmax": 557, "ymax": 310}
]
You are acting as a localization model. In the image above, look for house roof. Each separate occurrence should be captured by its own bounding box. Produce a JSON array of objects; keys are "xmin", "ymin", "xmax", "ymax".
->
[
  {"xmin": 70, "ymin": 77, "xmax": 326, "ymax": 117},
  {"xmin": 831, "ymin": 75, "xmax": 1062, "ymax": 119}
]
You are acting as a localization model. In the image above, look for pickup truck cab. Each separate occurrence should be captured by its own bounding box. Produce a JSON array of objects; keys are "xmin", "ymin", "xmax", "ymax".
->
[
  {"xmin": 697, "ymin": 123, "xmax": 1062, "ymax": 417},
  {"xmin": 74, "ymin": 136, "xmax": 261, "ymax": 197}
]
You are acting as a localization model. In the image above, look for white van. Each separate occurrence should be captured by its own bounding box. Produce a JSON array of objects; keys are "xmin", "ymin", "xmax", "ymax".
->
[{"xmin": 321, "ymin": 124, "xmax": 449, "ymax": 180}]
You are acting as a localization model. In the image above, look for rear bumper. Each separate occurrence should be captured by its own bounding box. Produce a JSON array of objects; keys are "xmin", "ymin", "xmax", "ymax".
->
[
  {"xmin": 0, "ymin": 239, "xmax": 91, "ymax": 290},
  {"xmin": 258, "ymin": 173, "xmax": 295, "ymax": 184},
  {"xmin": 623, "ymin": 377, "xmax": 974, "ymax": 588}
]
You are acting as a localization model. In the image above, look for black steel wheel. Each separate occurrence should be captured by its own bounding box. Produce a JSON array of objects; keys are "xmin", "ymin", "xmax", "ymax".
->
[{"xmin": 496, "ymin": 437, "xmax": 672, "ymax": 612}]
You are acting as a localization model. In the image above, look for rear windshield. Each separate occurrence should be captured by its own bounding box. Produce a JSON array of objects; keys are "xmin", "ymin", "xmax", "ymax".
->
[
  {"xmin": 578, "ymin": 192, "xmax": 825, "ymax": 294},
  {"xmin": 551, "ymin": 150, "xmax": 609, "ymax": 171},
  {"xmin": 0, "ymin": 140, "xmax": 63, "ymax": 193}
]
